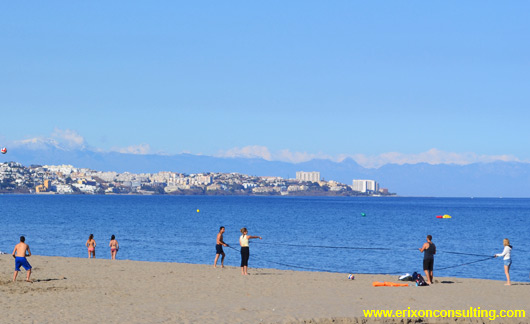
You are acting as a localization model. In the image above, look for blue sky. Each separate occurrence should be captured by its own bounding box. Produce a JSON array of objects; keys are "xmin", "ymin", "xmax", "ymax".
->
[{"xmin": 1, "ymin": 1, "xmax": 529, "ymax": 167}]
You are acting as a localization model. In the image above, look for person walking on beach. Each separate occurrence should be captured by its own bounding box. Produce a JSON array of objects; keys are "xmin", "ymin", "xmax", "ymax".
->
[
  {"xmin": 109, "ymin": 235, "xmax": 119, "ymax": 260},
  {"xmin": 239, "ymin": 227, "xmax": 262, "ymax": 275},
  {"xmin": 214, "ymin": 226, "xmax": 229, "ymax": 268},
  {"xmin": 12, "ymin": 236, "xmax": 32, "ymax": 282},
  {"xmin": 86, "ymin": 234, "xmax": 96, "ymax": 258},
  {"xmin": 419, "ymin": 235, "xmax": 436, "ymax": 285},
  {"xmin": 494, "ymin": 238, "xmax": 512, "ymax": 286}
]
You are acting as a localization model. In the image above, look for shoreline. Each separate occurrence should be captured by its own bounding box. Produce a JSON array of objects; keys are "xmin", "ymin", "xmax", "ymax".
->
[
  {"xmin": 2, "ymin": 250, "xmax": 522, "ymax": 283},
  {"xmin": 0, "ymin": 192, "xmax": 394, "ymax": 197},
  {"xmin": 2, "ymin": 255, "xmax": 528, "ymax": 323}
]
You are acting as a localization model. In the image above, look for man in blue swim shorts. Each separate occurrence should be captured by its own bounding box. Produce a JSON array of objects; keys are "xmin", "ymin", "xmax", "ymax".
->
[{"xmin": 12, "ymin": 236, "xmax": 32, "ymax": 282}]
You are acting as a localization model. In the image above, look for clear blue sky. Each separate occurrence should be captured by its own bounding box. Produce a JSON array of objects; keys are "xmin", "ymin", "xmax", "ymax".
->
[{"xmin": 1, "ymin": 1, "xmax": 529, "ymax": 166}]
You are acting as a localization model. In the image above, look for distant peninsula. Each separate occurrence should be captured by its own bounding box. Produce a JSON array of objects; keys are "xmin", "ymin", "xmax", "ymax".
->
[{"xmin": 0, "ymin": 162, "xmax": 394, "ymax": 197}]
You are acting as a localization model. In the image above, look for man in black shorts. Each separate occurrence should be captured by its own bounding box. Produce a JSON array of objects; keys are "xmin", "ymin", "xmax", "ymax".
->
[
  {"xmin": 213, "ymin": 226, "xmax": 229, "ymax": 268},
  {"xmin": 419, "ymin": 235, "xmax": 436, "ymax": 284}
]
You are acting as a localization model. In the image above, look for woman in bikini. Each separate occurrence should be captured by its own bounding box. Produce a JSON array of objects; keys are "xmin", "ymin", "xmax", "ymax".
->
[
  {"xmin": 109, "ymin": 235, "xmax": 119, "ymax": 260},
  {"xmin": 86, "ymin": 234, "xmax": 96, "ymax": 258}
]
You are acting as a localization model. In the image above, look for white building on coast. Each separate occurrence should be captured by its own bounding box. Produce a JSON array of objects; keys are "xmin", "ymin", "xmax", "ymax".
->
[
  {"xmin": 352, "ymin": 179, "xmax": 378, "ymax": 193},
  {"xmin": 296, "ymin": 171, "xmax": 320, "ymax": 183}
]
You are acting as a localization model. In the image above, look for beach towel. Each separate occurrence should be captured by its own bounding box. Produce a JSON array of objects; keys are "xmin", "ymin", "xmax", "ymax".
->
[{"xmin": 373, "ymin": 281, "xmax": 409, "ymax": 287}]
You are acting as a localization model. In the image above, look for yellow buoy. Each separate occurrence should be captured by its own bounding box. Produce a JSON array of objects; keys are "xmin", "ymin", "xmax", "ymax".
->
[
  {"xmin": 197, "ymin": 209, "xmax": 200, "ymax": 213},
  {"xmin": 443, "ymin": 214, "xmax": 452, "ymax": 219}
]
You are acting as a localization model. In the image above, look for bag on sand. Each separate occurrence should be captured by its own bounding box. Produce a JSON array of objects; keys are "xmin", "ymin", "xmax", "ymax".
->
[
  {"xmin": 398, "ymin": 273, "xmax": 413, "ymax": 281},
  {"xmin": 415, "ymin": 274, "xmax": 429, "ymax": 286}
]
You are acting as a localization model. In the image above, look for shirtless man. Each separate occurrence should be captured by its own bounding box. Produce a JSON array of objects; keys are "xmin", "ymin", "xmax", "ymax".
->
[
  {"xmin": 213, "ymin": 226, "xmax": 229, "ymax": 268},
  {"xmin": 12, "ymin": 236, "xmax": 32, "ymax": 282}
]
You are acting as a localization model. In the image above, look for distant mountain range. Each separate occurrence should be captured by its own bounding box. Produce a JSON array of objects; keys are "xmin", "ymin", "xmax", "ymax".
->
[{"xmin": 3, "ymin": 144, "xmax": 530, "ymax": 197}]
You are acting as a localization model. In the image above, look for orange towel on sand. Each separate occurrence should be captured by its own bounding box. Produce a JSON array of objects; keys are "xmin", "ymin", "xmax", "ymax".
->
[{"xmin": 372, "ymin": 281, "xmax": 409, "ymax": 287}]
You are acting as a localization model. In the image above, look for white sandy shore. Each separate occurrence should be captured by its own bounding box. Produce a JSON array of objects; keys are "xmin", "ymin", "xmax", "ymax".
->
[{"xmin": 1, "ymin": 255, "xmax": 528, "ymax": 324}]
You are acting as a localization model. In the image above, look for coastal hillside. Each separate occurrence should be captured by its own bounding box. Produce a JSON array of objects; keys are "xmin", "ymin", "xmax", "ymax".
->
[{"xmin": 3, "ymin": 145, "xmax": 530, "ymax": 197}]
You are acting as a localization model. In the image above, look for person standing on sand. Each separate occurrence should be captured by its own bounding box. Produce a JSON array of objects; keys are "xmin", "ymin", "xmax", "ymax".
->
[
  {"xmin": 239, "ymin": 227, "xmax": 262, "ymax": 275},
  {"xmin": 419, "ymin": 235, "xmax": 436, "ymax": 285},
  {"xmin": 494, "ymin": 238, "xmax": 512, "ymax": 286},
  {"xmin": 86, "ymin": 234, "xmax": 96, "ymax": 258},
  {"xmin": 214, "ymin": 226, "xmax": 229, "ymax": 268},
  {"xmin": 12, "ymin": 236, "xmax": 32, "ymax": 282},
  {"xmin": 109, "ymin": 235, "xmax": 119, "ymax": 260}
]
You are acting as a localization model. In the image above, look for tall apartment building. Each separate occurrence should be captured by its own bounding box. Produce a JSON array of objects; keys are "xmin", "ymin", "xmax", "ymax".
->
[
  {"xmin": 296, "ymin": 171, "xmax": 321, "ymax": 183},
  {"xmin": 195, "ymin": 175, "xmax": 212, "ymax": 185},
  {"xmin": 352, "ymin": 179, "xmax": 379, "ymax": 193}
]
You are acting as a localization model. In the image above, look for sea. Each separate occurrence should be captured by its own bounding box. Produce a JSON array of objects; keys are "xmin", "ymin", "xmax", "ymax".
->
[{"xmin": 1, "ymin": 195, "xmax": 529, "ymax": 282}]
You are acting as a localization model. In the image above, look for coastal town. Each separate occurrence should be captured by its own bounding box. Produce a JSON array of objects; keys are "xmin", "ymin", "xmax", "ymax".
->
[{"xmin": 0, "ymin": 162, "xmax": 393, "ymax": 196}]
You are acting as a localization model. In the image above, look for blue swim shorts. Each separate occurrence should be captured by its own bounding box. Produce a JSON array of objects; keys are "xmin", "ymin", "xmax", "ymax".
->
[
  {"xmin": 503, "ymin": 259, "xmax": 512, "ymax": 267},
  {"xmin": 15, "ymin": 257, "xmax": 32, "ymax": 271}
]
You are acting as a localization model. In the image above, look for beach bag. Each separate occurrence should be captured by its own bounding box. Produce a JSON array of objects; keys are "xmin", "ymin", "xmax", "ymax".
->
[
  {"xmin": 415, "ymin": 274, "xmax": 428, "ymax": 286},
  {"xmin": 412, "ymin": 272, "xmax": 418, "ymax": 281},
  {"xmin": 398, "ymin": 273, "xmax": 413, "ymax": 281}
]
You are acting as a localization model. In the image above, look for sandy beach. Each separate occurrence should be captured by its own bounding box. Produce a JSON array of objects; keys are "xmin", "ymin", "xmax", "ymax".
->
[{"xmin": 1, "ymin": 255, "xmax": 528, "ymax": 324}]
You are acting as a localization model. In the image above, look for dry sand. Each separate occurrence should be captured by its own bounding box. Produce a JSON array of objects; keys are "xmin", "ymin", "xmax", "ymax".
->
[{"xmin": 1, "ymin": 255, "xmax": 528, "ymax": 323}]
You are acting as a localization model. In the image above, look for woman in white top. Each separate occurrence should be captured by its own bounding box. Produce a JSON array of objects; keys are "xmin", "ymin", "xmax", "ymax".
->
[
  {"xmin": 239, "ymin": 227, "xmax": 262, "ymax": 275},
  {"xmin": 494, "ymin": 238, "xmax": 512, "ymax": 286}
]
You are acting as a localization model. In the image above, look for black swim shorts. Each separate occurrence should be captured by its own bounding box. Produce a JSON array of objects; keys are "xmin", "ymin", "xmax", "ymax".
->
[
  {"xmin": 216, "ymin": 244, "xmax": 224, "ymax": 254},
  {"xmin": 423, "ymin": 258, "xmax": 434, "ymax": 271}
]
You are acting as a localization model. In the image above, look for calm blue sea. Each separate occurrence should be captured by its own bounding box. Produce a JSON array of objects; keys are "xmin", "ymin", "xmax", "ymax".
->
[{"xmin": 1, "ymin": 195, "xmax": 529, "ymax": 282}]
